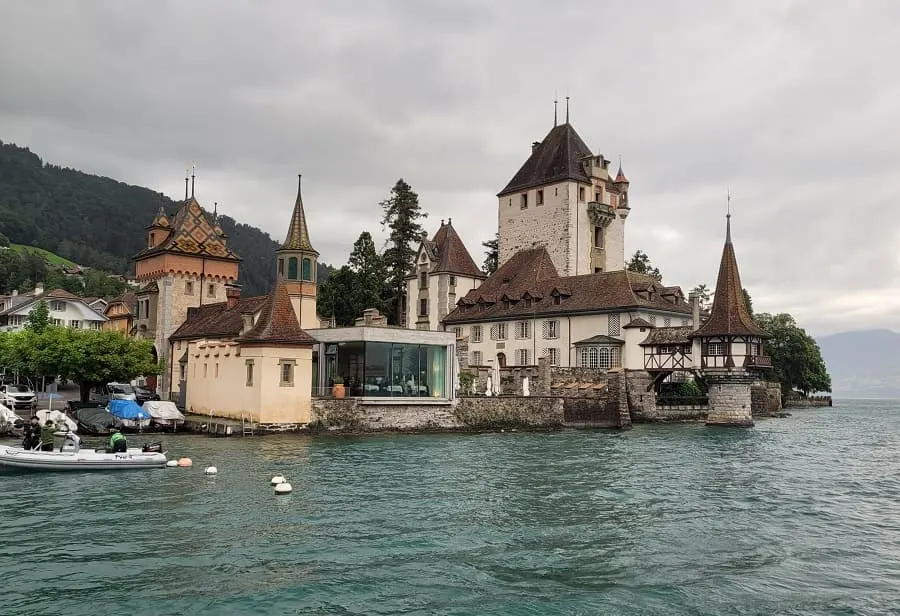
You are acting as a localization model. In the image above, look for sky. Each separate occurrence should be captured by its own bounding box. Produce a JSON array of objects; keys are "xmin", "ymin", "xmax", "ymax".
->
[{"xmin": 0, "ymin": 0, "xmax": 897, "ymax": 336}]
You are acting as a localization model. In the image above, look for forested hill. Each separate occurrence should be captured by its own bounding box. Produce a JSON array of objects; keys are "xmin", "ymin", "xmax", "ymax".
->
[{"xmin": 0, "ymin": 140, "xmax": 323, "ymax": 297}]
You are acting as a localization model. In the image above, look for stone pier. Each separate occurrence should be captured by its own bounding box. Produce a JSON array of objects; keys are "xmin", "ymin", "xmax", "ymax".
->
[{"xmin": 706, "ymin": 371, "xmax": 755, "ymax": 427}]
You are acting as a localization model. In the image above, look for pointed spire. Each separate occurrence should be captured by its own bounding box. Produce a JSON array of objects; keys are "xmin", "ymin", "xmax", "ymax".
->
[
  {"xmin": 553, "ymin": 96, "xmax": 558, "ymax": 127},
  {"xmin": 279, "ymin": 174, "xmax": 318, "ymax": 254},
  {"xmin": 190, "ymin": 163, "xmax": 196, "ymax": 198},
  {"xmin": 184, "ymin": 170, "xmax": 189, "ymax": 200},
  {"xmin": 726, "ymin": 191, "xmax": 732, "ymax": 244},
  {"xmin": 148, "ymin": 192, "xmax": 170, "ymax": 229},
  {"xmin": 615, "ymin": 156, "xmax": 629, "ymax": 184},
  {"xmin": 565, "ymin": 96, "xmax": 570, "ymax": 124}
]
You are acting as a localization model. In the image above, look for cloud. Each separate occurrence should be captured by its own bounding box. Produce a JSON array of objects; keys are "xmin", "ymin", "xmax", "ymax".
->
[{"xmin": 0, "ymin": 0, "xmax": 897, "ymax": 336}]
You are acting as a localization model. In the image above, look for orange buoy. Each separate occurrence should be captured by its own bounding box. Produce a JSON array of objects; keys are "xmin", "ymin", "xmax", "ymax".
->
[{"xmin": 177, "ymin": 457, "xmax": 193, "ymax": 467}]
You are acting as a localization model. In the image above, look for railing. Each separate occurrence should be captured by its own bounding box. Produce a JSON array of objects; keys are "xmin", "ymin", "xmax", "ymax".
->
[
  {"xmin": 746, "ymin": 355, "xmax": 772, "ymax": 368},
  {"xmin": 656, "ymin": 396, "xmax": 709, "ymax": 407}
]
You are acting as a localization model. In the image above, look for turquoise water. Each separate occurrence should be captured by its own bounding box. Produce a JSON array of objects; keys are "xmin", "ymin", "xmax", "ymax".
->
[{"xmin": 2, "ymin": 400, "xmax": 899, "ymax": 615}]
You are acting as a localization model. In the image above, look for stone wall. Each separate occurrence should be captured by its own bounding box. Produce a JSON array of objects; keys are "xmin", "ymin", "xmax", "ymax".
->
[
  {"xmin": 624, "ymin": 370, "xmax": 657, "ymax": 421},
  {"xmin": 311, "ymin": 399, "xmax": 462, "ymax": 432},
  {"xmin": 784, "ymin": 395, "xmax": 833, "ymax": 408},
  {"xmin": 751, "ymin": 382, "xmax": 783, "ymax": 416},
  {"xmin": 706, "ymin": 376, "xmax": 754, "ymax": 427},
  {"xmin": 549, "ymin": 366, "xmax": 609, "ymax": 397}
]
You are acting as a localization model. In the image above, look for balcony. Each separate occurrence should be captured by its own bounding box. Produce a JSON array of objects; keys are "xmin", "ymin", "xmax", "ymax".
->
[
  {"xmin": 587, "ymin": 202, "xmax": 616, "ymax": 227},
  {"xmin": 746, "ymin": 355, "xmax": 772, "ymax": 368}
]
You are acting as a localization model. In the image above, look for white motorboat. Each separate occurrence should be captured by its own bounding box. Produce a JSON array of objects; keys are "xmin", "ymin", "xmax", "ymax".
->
[
  {"xmin": 143, "ymin": 401, "xmax": 185, "ymax": 430},
  {"xmin": 0, "ymin": 432, "xmax": 166, "ymax": 471}
]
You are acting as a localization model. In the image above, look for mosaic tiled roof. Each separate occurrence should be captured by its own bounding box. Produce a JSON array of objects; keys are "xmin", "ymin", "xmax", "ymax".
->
[
  {"xmin": 134, "ymin": 197, "xmax": 240, "ymax": 262},
  {"xmin": 498, "ymin": 123, "xmax": 593, "ymax": 196},
  {"xmin": 692, "ymin": 216, "xmax": 769, "ymax": 339},
  {"xmin": 238, "ymin": 280, "xmax": 316, "ymax": 345},
  {"xmin": 147, "ymin": 199, "xmax": 171, "ymax": 229},
  {"xmin": 279, "ymin": 175, "xmax": 317, "ymax": 254}
]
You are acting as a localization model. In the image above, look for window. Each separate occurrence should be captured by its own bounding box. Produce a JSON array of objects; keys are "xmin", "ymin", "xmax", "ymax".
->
[
  {"xmin": 598, "ymin": 348, "xmax": 611, "ymax": 369},
  {"xmin": 278, "ymin": 258, "xmax": 284, "ymax": 276},
  {"xmin": 453, "ymin": 326, "xmax": 462, "ymax": 339},
  {"xmin": 545, "ymin": 347, "xmax": 560, "ymax": 366},
  {"xmin": 207, "ymin": 283, "xmax": 215, "ymax": 298},
  {"xmin": 515, "ymin": 321, "xmax": 531, "ymax": 339},
  {"xmin": 50, "ymin": 318, "xmax": 62, "ymax": 326},
  {"xmin": 537, "ymin": 190, "xmax": 544, "ymax": 205},
  {"xmin": 179, "ymin": 363, "xmax": 186, "ymax": 381},
  {"xmin": 542, "ymin": 320, "xmax": 560, "ymax": 339},
  {"xmin": 554, "ymin": 187, "xmax": 558, "ymax": 196},
  {"xmin": 185, "ymin": 281, "xmax": 194, "ymax": 295},
  {"xmin": 708, "ymin": 342, "xmax": 726, "ymax": 355},
  {"xmin": 69, "ymin": 320, "xmax": 81, "ymax": 329},
  {"xmin": 302, "ymin": 258, "xmax": 312, "ymax": 281},
  {"xmin": 595, "ymin": 192, "xmax": 601, "ymax": 202},
  {"xmin": 215, "ymin": 363, "xmax": 219, "ymax": 378},
  {"xmin": 419, "ymin": 298, "xmax": 428, "ymax": 317},
  {"xmin": 648, "ymin": 315, "xmax": 656, "ymax": 325},
  {"xmin": 245, "ymin": 360, "xmax": 254, "ymax": 386},
  {"xmin": 472, "ymin": 326, "xmax": 483, "ymax": 343},
  {"xmin": 203, "ymin": 363, "xmax": 208, "ymax": 378},
  {"xmin": 149, "ymin": 232, "xmax": 155, "ymax": 247},
  {"xmin": 449, "ymin": 275, "xmax": 456, "ymax": 286},
  {"xmin": 580, "ymin": 347, "xmax": 599, "ymax": 368},
  {"xmin": 472, "ymin": 351, "xmax": 483, "ymax": 365},
  {"xmin": 50, "ymin": 301, "xmax": 65, "ymax": 312},
  {"xmin": 594, "ymin": 226, "xmax": 604, "ymax": 248},
  {"xmin": 420, "ymin": 271, "xmax": 428, "ymax": 289},
  {"xmin": 683, "ymin": 318, "xmax": 690, "ymax": 326},
  {"xmin": 517, "ymin": 349, "xmax": 530, "ymax": 366},
  {"xmin": 288, "ymin": 257, "xmax": 298, "ymax": 280},
  {"xmin": 663, "ymin": 317, "xmax": 671, "ymax": 327},
  {"xmin": 490, "ymin": 323, "xmax": 507, "ymax": 340},
  {"xmin": 520, "ymin": 193, "xmax": 528, "ymax": 209},
  {"xmin": 280, "ymin": 360, "xmax": 295, "ymax": 386},
  {"xmin": 90, "ymin": 322, "xmax": 102, "ymax": 330},
  {"xmin": 553, "ymin": 295, "xmax": 561, "ymax": 305},
  {"xmin": 608, "ymin": 313, "xmax": 621, "ymax": 336},
  {"xmin": 579, "ymin": 187, "xmax": 586, "ymax": 201}
]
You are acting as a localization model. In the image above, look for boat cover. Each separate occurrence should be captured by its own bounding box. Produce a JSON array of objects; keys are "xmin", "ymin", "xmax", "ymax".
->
[
  {"xmin": 142, "ymin": 401, "xmax": 185, "ymax": 422},
  {"xmin": 36, "ymin": 409, "xmax": 78, "ymax": 433},
  {"xmin": 74, "ymin": 407, "xmax": 117, "ymax": 434},
  {"xmin": 106, "ymin": 400, "xmax": 151, "ymax": 421},
  {"xmin": 0, "ymin": 404, "xmax": 19, "ymax": 425}
]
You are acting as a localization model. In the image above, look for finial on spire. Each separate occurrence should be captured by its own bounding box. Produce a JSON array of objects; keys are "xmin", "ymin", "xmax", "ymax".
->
[
  {"xmin": 448, "ymin": 217, "xmax": 452, "ymax": 225},
  {"xmin": 441, "ymin": 219, "xmax": 445, "ymax": 226},
  {"xmin": 726, "ymin": 190, "xmax": 732, "ymax": 244},
  {"xmin": 213, "ymin": 201, "xmax": 218, "ymax": 220},
  {"xmin": 190, "ymin": 163, "xmax": 196, "ymax": 198},
  {"xmin": 184, "ymin": 169, "xmax": 189, "ymax": 200},
  {"xmin": 565, "ymin": 95, "xmax": 570, "ymax": 124},
  {"xmin": 297, "ymin": 173, "xmax": 302, "ymax": 194},
  {"xmin": 553, "ymin": 93, "xmax": 558, "ymax": 127}
]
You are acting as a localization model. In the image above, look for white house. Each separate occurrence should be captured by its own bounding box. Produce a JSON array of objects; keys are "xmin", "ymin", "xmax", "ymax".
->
[{"xmin": 0, "ymin": 285, "xmax": 108, "ymax": 332}]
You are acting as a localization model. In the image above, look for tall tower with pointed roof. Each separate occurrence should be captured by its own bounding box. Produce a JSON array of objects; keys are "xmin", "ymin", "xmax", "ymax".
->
[
  {"xmin": 691, "ymin": 213, "xmax": 771, "ymax": 427},
  {"xmin": 497, "ymin": 115, "xmax": 630, "ymax": 277},
  {"xmin": 276, "ymin": 175, "xmax": 319, "ymax": 330},
  {"xmin": 133, "ymin": 181, "xmax": 241, "ymax": 398}
]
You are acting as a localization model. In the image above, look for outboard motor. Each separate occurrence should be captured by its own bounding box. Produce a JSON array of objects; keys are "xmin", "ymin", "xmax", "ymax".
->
[{"xmin": 141, "ymin": 442, "xmax": 162, "ymax": 453}]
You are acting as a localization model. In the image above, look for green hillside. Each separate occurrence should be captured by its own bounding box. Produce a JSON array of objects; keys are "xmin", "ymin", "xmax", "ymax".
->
[
  {"xmin": 10, "ymin": 243, "xmax": 79, "ymax": 268},
  {"xmin": 0, "ymin": 140, "xmax": 318, "ymax": 297}
]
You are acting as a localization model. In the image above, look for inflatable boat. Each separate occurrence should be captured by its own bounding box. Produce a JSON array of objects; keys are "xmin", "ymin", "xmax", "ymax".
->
[{"xmin": 0, "ymin": 433, "xmax": 166, "ymax": 471}]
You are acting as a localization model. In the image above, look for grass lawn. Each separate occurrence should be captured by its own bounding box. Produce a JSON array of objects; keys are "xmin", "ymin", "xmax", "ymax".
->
[{"xmin": 9, "ymin": 244, "xmax": 79, "ymax": 268}]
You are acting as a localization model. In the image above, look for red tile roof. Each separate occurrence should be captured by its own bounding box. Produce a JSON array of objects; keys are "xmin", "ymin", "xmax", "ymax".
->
[
  {"xmin": 169, "ymin": 296, "xmax": 267, "ymax": 340},
  {"xmin": 237, "ymin": 281, "xmax": 316, "ymax": 346},
  {"xmin": 419, "ymin": 221, "xmax": 484, "ymax": 279}
]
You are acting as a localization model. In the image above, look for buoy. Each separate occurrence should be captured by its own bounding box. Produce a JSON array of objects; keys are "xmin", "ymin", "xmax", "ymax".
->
[
  {"xmin": 270, "ymin": 474, "xmax": 286, "ymax": 485},
  {"xmin": 177, "ymin": 457, "xmax": 193, "ymax": 467},
  {"xmin": 274, "ymin": 482, "xmax": 293, "ymax": 494},
  {"xmin": 204, "ymin": 466, "xmax": 218, "ymax": 475},
  {"xmin": 166, "ymin": 460, "xmax": 178, "ymax": 467}
]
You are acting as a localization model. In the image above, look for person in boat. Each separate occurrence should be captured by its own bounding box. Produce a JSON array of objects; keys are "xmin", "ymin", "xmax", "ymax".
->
[
  {"xmin": 22, "ymin": 415, "xmax": 41, "ymax": 450},
  {"xmin": 108, "ymin": 427, "xmax": 127, "ymax": 453},
  {"xmin": 40, "ymin": 420, "xmax": 56, "ymax": 452}
]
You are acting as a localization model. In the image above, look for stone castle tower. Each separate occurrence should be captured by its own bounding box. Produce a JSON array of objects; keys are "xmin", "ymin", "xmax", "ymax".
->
[
  {"xmin": 275, "ymin": 175, "xmax": 319, "ymax": 330},
  {"xmin": 133, "ymin": 178, "xmax": 241, "ymax": 397},
  {"xmin": 691, "ymin": 214, "xmax": 772, "ymax": 427},
  {"xmin": 497, "ymin": 113, "xmax": 630, "ymax": 276}
]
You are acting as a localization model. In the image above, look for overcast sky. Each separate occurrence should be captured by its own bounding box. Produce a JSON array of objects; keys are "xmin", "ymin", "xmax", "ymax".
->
[{"xmin": 1, "ymin": 0, "xmax": 896, "ymax": 336}]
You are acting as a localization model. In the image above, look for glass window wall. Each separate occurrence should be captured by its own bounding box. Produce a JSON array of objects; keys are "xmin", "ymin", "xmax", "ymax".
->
[{"xmin": 322, "ymin": 341, "xmax": 447, "ymax": 398}]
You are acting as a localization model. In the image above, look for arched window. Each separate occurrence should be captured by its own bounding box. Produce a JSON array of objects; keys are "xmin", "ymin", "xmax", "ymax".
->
[
  {"xmin": 149, "ymin": 233, "xmax": 155, "ymax": 248},
  {"xmin": 598, "ymin": 347, "xmax": 611, "ymax": 370},
  {"xmin": 287, "ymin": 257, "xmax": 298, "ymax": 280},
  {"xmin": 302, "ymin": 258, "xmax": 312, "ymax": 281}
]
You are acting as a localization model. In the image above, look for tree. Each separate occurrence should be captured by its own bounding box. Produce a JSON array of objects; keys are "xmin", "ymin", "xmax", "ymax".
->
[
  {"xmin": 742, "ymin": 288, "xmax": 753, "ymax": 316},
  {"xmin": 317, "ymin": 266, "xmax": 359, "ymax": 327},
  {"xmin": 755, "ymin": 312, "xmax": 831, "ymax": 397},
  {"xmin": 482, "ymin": 233, "xmax": 499, "ymax": 275},
  {"xmin": 690, "ymin": 284, "xmax": 711, "ymax": 310},
  {"xmin": 626, "ymin": 250, "xmax": 662, "ymax": 281},
  {"xmin": 348, "ymin": 231, "xmax": 388, "ymax": 317},
  {"xmin": 25, "ymin": 300, "xmax": 51, "ymax": 333},
  {"xmin": 380, "ymin": 179, "xmax": 427, "ymax": 324}
]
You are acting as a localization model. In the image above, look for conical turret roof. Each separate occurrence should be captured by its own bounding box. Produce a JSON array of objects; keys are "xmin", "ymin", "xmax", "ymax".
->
[
  {"xmin": 237, "ymin": 279, "xmax": 315, "ymax": 345},
  {"xmin": 279, "ymin": 174, "xmax": 318, "ymax": 255}
]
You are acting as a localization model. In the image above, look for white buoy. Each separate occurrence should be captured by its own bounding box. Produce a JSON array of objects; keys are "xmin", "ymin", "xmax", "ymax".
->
[
  {"xmin": 166, "ymin": 460, "xmax": 178, "ymax": 467},
  {"xmin": 204, "ymin": 466, "xmax": 218, "ymax": 475},
  {"xmin": 274, "ymin": 482, "xmax": 293, "ymax": 494},
  {"xmin": 270, "ymin": 474, "xmax": 286, "ymax": 485}
]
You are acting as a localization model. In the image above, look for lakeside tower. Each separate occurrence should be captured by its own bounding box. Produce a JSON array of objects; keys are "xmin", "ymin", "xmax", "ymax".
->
[{"xmin": 275, "ymin": 175, "xmax": 319, "ymax": 330}]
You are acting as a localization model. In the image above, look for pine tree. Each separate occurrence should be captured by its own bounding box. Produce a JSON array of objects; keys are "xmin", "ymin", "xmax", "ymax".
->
[
  {"xmin": 380, "ymin": 179, "xmax": 427, "ymax": 324},
  {"xmin": 626, "ymin": 250, "xmax": 662, "ymax": 282},
  {"xmin": 482, "ymin": 233, "xmax": 499, "ymax": 274},
  {"xmin": 348, "ymin": 231, "xmax": 388, "ymax": 317}
]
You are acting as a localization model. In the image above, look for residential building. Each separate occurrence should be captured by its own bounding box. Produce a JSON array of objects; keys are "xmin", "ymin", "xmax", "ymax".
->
[
  {"xmin": 103, "ymin": 292, "xmax": 136, "ymax": 333},
  {"xmin": 0, "ymin": 286, "xmax": 107, "ymax": 332}
]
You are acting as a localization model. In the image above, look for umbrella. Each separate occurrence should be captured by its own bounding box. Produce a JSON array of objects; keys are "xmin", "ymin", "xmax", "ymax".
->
[
  {"xmin": 522, "ymin": 376, "xmax": 530, "ymax": 397},
  {"xmin": 492, "ymin": 363, "xmax": 501, "ymax": 395},
  {"xmin": 485, "ymin": 375, "xmax": 493, "ymax": 397}
]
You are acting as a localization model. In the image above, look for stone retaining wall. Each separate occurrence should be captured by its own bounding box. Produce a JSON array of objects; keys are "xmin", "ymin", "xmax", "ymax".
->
[{"xmin": 751, "ymin": 382, "xmax": 783, "ymax": 416}]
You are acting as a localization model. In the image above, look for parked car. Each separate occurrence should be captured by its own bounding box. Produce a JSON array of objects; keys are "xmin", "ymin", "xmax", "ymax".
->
[
  {"xmin": 0, "ymin": 383, "xmax": 38, "ymax": 411},
  {"xmin": 134, "ymin": 386, "xmax": 160, "ymax": 405},
  {"xmin": 106, "ymin": 382, "xmax": 137, "ymax": 402}
]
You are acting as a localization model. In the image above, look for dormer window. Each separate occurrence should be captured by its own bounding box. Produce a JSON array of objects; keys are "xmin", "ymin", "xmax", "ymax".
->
[
  {"xmin": 149, "ymin": 232, "xmax": 156, "ymax": 248},
  {"xmin": 552, "ymin": 294, "xmax": 561, "ymax": 306}
]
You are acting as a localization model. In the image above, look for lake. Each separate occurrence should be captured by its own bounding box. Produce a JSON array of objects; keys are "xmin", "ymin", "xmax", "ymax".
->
[{"xmin": 1, "ymin": 400, "xmax": 899, "ymax": 615}]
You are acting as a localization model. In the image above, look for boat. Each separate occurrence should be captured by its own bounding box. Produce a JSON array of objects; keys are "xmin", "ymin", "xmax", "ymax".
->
[
  {"xmin": 106, "ymin": 399, "xmax": 151, "ymax": 431},
  {"xmin": 143, "ymin": 400, "xmax": 185, "ymax": 431},
  {"xmin": 36, "ymin": 409, "xmax": 79, "ymax": 433},
  {"xmin": 0, "ymin": 433, "xmax": 167, "ymax": 471},
  {"xmin": 73, "ymin": 406, "xmax": 117, "ymax": 435}
]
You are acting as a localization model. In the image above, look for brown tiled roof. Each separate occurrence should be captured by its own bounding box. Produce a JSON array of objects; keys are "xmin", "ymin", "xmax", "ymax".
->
[
  {"xmin": 44, "ymin": 289, "xmax": 81, "ymax": 300},
  {"xmin": 444, "ymin": 247, "xmax": 691, "ymax": 324},
  {"xmin": 498, "ymin": 123, "xmax": 592, "ymax": 196},
  {"xmin": 639, "ymin": 326, "xmax": 693, "ymax": 346},
  {"xmin": 105, "ymin": 292, "xmax": 136, "ymax": 317},
  {"xmin": 279, "ymin": 175, "xmax": 317, "ymax": 254},
  {"xmin": 137, "ymin": 281, "xmax": 159, "ymax": 295},
  {"xmin": 420, "ymin": 221, "xmax": 484, "ymax": 279},
  {"xmin": 623, "ymin": 317, "xmax": 654, "ymax": 329},
  {"xmin": 169, "ymin": 296, "xmax": 267, "ymax": 340},
  {"xmin": 237, "ymin": 281, "xmax": 316, "ymax": 346},
  {"xmin": 134, "ymin": 197, "xmax": 240, "ymax": 262},
  {"xmin": 615, "ymin": 164, "xmax": 629, "ymax": 184},
  {"xmin": 692, "ymin": 217, "xmax": 769, "ymax": 339}
]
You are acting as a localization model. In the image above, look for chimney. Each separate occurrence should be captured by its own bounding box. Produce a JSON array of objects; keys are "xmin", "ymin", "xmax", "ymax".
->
[
  {"xmin": 532, "ymin": 141, "xmax": 541, "ymax": 153},
  {"xmin": 34, "ymin": 283, "xmax": 44, "ymax": 296},
  {"xmin": 11, "ymin": 290, "xmax": 18, "ymax": 297},
  {"xmin": 226, "ymin": 284, "xmax": 241, "ymax": 309},
  {"xmin": 240, "ymin": 312, "xmax": 254, "ymax": 334},
  {"xmin": 689, "ymin": 292, "xmax": 700, "ymax": 331}
]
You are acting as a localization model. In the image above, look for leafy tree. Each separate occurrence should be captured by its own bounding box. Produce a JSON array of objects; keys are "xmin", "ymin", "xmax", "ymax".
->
[
  {"xmin": 380, "ymin": 179, "xmax": 427, "ymax": 324},
  {"xmin": 482, "ymin": 233, "xmax": 499, "ymax": 275},
  {"xmin": 742, "ymin": 288, "xmax": 753, "ymax": 316},
  {"xmin": 82, "ymin": 268, "xmax": 127, "ymax": 298},
  {"xmin": 25, "ymin": 300, "xmax": 51, "ymax": 333},
  {"xmin": 348, "ymin": 231, "xmax": 389, "ymax": 317},
  {"xmin": 754, "ymin": 312, "xmax": 831, "ymax": 396},
  {"xmin": 690, "ymin": 284, "xmax": 711, "ymax": 310},
  {"xmin": 626, "ymin": 250, "xmax": 662, "ymax": 281},
  {"xmin": 0, "ymin": 231, "xmax": 9, "ymax": 247},
  {"xmin": 317, "ymin": 266, "xmax": 359, "ymax": 326}
]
